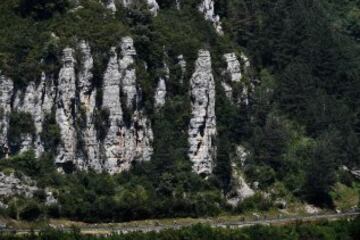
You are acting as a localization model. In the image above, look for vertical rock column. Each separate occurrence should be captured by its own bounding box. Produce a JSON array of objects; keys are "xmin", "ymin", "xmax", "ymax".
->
[
  {"xmin": 119, "ymin": 37, "xmax": 138, "ymax": 110},
  {"xmin": 222, "ymin": 53, "xmax": 242, "ymax": 100},
  {"xmin": 177, "ymin": 55, "xmax": 186, "ymax": 84},
  {"xmin": 154, "ymin": 62, "xmax": 169, "ymax": 109},
  {"xmin": 223, "ymin": 52, "xmax": 252, "ymax": 105},
  {"xmin": 12, "ymin": 72, "xmax": 56, "ymax": 156},
  {"xmin": 198, "ymin": 0, "xmax": 223, "ymax": 35},
  {"xmin": 77, "ymin": 41, "xmax": 101, "ymax": 171},
  {"xmin": 0, "ymin": 74, "xmax": 14, "ymax": 157},
  {"xmin": 102, "ymin": 47, "xmax": 124, "ymax": 173},
  {"xmin": 188, "ymin": 50, "xmax": 216, "ymax": 175},
  {"xmin": 13, "ymin": 82, "xmax": 40, "ymax": 154},
  {"xmin": 55, "ymin": 48, "xmax": 77, "ymax": 167},
  {"xmin": 102, "ymin": 37, "xmax": 153, "ymax": 174},
  {"xmin": 118, "ymin": 37, "xmax": 154, "ymax": 165}
]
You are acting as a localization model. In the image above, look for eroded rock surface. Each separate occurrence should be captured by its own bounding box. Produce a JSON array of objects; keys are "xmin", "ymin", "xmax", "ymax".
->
[
  {"xmin": 154, "ymin": 62, "xmax": 169, "ymax": 109},
  {"xmin": 188, "ymin": 50, "xmax": 216, "ymax": 175},
  {"xmin": 0, "ymin": 74, "xmax": 13, "ymax": 157},
  {"xmin": 226, "ymin": 145, "xmax": 255, "ymax": 206},
  {"xmin": 77, "ymin": 41, "xmax": 101, "ymax": 171},
  {"xmin": 55, "ymin": 48, "xmax": 77, "ymax": 167},
  {"xmin": 102, "ymin": 37, "xmax": 153, "ymax": 174},
  {"xmin": 117, "ymin": 0, "xmax": 159, "ymax": 16},
  {"xmin": 222, "ymin": 52, "xmax": 252, "ymax": 105},
  {"xmin": 198, "ymin": 0, "xmax": 223, "ymax": 35}
]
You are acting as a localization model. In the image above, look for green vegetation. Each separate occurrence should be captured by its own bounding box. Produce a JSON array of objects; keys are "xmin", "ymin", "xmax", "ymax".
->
[
  {"xmin": 7, "ymin": 112, "xmax": 36, "ymax": 154},
  {"xmin": 0, "ymin": 0, "xmax": 359, "ymax": 224},
  {"xmin": 1, "ymin": 219, "xmax": 360, "ymax": 239}
]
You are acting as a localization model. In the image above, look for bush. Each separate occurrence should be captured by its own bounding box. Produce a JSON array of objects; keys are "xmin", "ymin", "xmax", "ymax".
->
[
  {"xmin": 20, "ymin": 201, "xmax": 42, "ymax": 221},
  {"xmin": 17, "ymin": 0, "xmax": 70, "ymax": 20},
  {"xmin": 8, "ymin": 111, "xmax": 36, "ymax": 154}
]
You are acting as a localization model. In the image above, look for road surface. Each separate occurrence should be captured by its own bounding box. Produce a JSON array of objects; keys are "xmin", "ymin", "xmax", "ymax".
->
[{"xmin": 0, "ymin": 211, "xmax": 359, "ymax": 235}]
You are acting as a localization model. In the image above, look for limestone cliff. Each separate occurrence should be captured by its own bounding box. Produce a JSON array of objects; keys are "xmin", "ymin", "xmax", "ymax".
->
[
  {"xmin": 105, "ymin": 0, "xmax": 159, "ymax": 16},
  {"xmin": 55, "ymin": 48, "xmax": 78, "ymax": 167},
  {"xmin": 222, "ymin": 52, "xmax": 253, "ymax": 105},
  {"xmin": 76, "ymin": 41, "xmax": 101, "ymax": 171},
  {"xmin": 102, "ymin": 37, "xmax": 153, "ymax": 174},
  {"xmin": 154, "ymin": 62, "xmax": 169, "ymax": 109},
  {"xmin": 198, "ymin": 0, "xmax": 223, "ymax": 35},
  {"xmin": 188, "ymin": 50, "xmax": 217, "ymax": 175},
  {"xmin": 0, "ymin": 74, "xmax": 13, "ymax": 157}
]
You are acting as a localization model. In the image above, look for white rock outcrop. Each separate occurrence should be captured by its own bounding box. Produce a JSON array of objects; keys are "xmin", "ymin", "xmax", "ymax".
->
[
  {"xmin": 102, "ymin": 47, "xmax": 125, "ymax": 172},
  {"xmin": 188, "ymin": 50, "xmax": 216, "ymax": 175},
  {"xmin": 154, "ymin": 62, "xmax": 169, "ymax": 109},
  {"xmin": 77, "ymin": 41, "xmax": 101, "ymax": 171},
  {"xmin": 198, "ymin": 0, "xmax": 223, "ymax": 35},
  {"xmin": 104, "ymin": 0, "xmax": 117, "ymax": 12},
  {"xmin": 55, "ymin": 48, "xmax": 78, "ymax": 166},
  {"xmin": 222, "ymin": 52, "xmax": 252, "ymax": 105},
  {"xmin": 0, "ymin": 172, "xmax": 38, "ymax": 198},
  {"xmin": 0, "ymin": 171, "xmax": 57, "ymax": 206},
  {"xmin": 177, "ymin": 55, "xmax": 186, "ymax": 84},
  {"xmin": 0, "ymin": 74, "xmax": 13, "ymax": 157},
  {"xmin": 103, "ymin": 37, "xmax": 153, "ymax": 174},
  {"xmin": 226, "ymin": 145, "xmax": 255, "ymax": 206},
  {"xmin": 120, "ymin": 0, "xmax": 159, "ymax": 16},
  {"xmin": 119, "ymin": 37, "xmax": 138, "ymax": 110},
  {"xmin": 12, "ymin": 72, "xmax": 56, "ymax": 156}
]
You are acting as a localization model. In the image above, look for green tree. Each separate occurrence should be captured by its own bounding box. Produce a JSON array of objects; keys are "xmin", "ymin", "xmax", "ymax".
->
[{"xmin": 17, "ymin": 0, "xmax": 69, "ymax": 20}]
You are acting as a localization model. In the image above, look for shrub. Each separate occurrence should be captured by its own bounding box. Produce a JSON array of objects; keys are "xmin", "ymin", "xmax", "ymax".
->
[{"xmin": 20, "ymin": 201, "xmax": 42, "ymax": 221}]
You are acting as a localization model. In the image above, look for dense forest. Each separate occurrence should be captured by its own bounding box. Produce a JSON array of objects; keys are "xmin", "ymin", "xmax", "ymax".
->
[{"xmin": 0, "ymin": 0, "xmax": 359, "ymax": 224}]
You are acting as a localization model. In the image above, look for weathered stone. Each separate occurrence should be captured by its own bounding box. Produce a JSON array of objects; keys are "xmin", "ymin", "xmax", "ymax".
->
[
  {"xmin": 121, "ymin": 0, "xmax": 159, "ymax": 16},
  {"xmin": 77, "ymin": 41, "xmax": 101, "ymax": 171},
  {"xmin": 104, "ymin": 0, "xmax": 117, "ymax": 12},
  {"xmin": 154, "ymin": 62, "xmax": 168, "ymax": 109},
  {"xmin": 222, "ymin": 52, "xmax": 252, "ymax": 105},
  {"xmin": 55, "ymin": 48, "xmax": 77, "ymax": 167},
  {"xmin": 103, "ymin": 47, "xmax": 124, "ymax": 173},
  {"xmin": 198, "ymin": 0, "xmax": 223, "ymax": 35},
  {"xmin": 188, "ymin": 50, "xmax": 216, "ymax": 175},
  {"xmin": 103, "ymin": 38, "xmax": 153, "ymax": 174},
  {"xmin": 119, "ymin": 37, "xmax": 138, "ymax": 110},
  {"xmin": 177, "ymin": 55, "xmax": 186, "ymax": 84},
  {"xmin": 0, "ymin": 172, "xmax": 38, "ymax": 198},
  {"xmin": 223, "ymin": 53, "xmax": 242, "ymax": 82},
  {"xmin": 0, "ymin": 74, "xmax": 14, "ymax": 157},
  {"xmin": 226, "ymin": 145, "xmax": 254, "ymax": 206}
]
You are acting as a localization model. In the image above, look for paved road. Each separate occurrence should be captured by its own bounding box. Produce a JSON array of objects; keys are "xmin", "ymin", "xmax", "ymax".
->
[{"xmin": 1, "ymin": 211, "xmax": 359, "ymax": 235}]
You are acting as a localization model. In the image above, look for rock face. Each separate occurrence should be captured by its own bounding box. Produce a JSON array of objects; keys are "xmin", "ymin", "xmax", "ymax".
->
[
  {"xmin": 0, "ymin": 74, "xmax": 14, "ymax": 157},
  {"xmin": 0, "ymin": 172, "xmax": 38, "ymax": 198},
  {"xmin": 0, "ymin": 171, "xmax": 57, "ymax": 206},
  {"xmin": 154, "ymin": 62, "xmax": 169, "ymax": 109},
  {"xmin": 198, "ymin": 0, "xmax": 223, "ymax": 35},
  {"xmin": 104, "ymin": 0, "xmax": 117, "ymax": 12},
  {"xmin": 55, "ymin": 48, "xmax": 78, "ymax": 167},
  {"xmin": 226, "ymin": 145, "xmax": 255, "ymax": 206},
  {"xmin": 76, "ymin": 41, "xmax": 101, "ymax": 171},
  {"xmin": 119, "ymin": 37, "xmax": 138, "ymax": 110},
  {"xmin": 12, "ymin": 73, "xmax": 56, "ymax": 156},
  {"xmin": 188, "ymin": 50, "xmax": 216, "ymax": 175},
  {"xmin": 222, "ymin": 52, "xmax": 252, "ymax": 105},
  {"xmin": 118, "ymin": 0, "xmax": 159, "ymax": 16},
  {"xmin": 177, "ymin": 55, "xmax": 187, "ymax": 84},
  {"xmin": 0, "ymin": 37, "xmax": 154, "ymax": 174},
  {"xmin": 102, "ymin": 37, "xmax": 153, "ymax": 174}
]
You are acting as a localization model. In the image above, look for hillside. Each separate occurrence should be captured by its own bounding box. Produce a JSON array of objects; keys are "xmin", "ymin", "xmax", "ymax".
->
[{"xmin": 0, "ymin": 0, "xmax": 359, "ymax": 223}]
